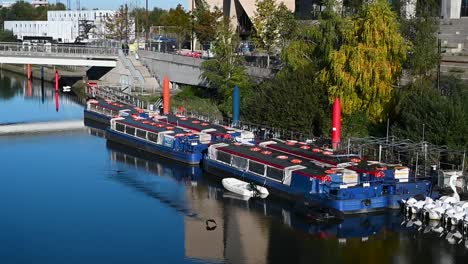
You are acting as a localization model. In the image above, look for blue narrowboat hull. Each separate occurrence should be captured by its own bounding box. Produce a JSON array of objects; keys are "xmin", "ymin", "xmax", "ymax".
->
[
  {"xmin": 384, "ymin": 181, "xmax": 433, "ymax": 209},
  {"xmin": 84, "ymin": 110, "xmax": 111, "ymax": 126},
  {"xmin": 203, "ymin": 158, "xmax": 387, "ymax": 214},
  {"xmin": 106, "ymin": 129, "xmax": 203, "ymax": 165}
]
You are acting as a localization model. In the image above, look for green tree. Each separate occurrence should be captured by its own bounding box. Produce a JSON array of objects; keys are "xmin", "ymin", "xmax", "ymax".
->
[
  {"xmin": 252, "ymin": 0, "xmax": 296, "ymax": 68},
  {"xmin": 201, "ymin": 17, "xmax": 250, "ymax": 115},
  {"xmin": 163, "ymin": 4, "xmax": 191, "ymax": 49},
  {"xmin": 319, "ymin": 0, "xmax": 407, "ymax": 122},
  {"xmin": 193, "ymin": 0, "xmax": 222, "ymax": 48},
  {"xmin": 245, "ymin": 68, "xmax": 329, "ymax": 136},
  {"xmin": 0, "ymin": 30, "xmax": 17, "ymax": 42},
  {"xmin": 400, "ymin": 0, "xmax": 440, "ymax": 79},
  {"xmin": 246, "ymin": 0, "xmax": 345, "ymax": 137},
  {"xmin": 392, "ymin": 76, "xmax": 468, "ymax": 149},
  {"xmin": 6, "ymin": 1, "xmax": 35, "ymax": 20},
  {"xmin": 149, "ymin": 7, "xmax": 168, "ymax": 26},
  {"xmin": 282, "ymin": 0, "xmax": 344, "ymax": 73},
  {"xmin": 105, "ymin": 4, "xmax": 134, "ymax": 42}
]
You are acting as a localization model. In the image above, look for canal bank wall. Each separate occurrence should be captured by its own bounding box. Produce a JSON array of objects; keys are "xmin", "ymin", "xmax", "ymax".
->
[{"xmin": 0, "ymin": 63, "xmax": 86, "ymax": 84}]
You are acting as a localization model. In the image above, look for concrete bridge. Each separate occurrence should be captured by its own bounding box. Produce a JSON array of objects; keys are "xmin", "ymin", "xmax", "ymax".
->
[
  {"xmin": 0, "ymin": 42, "xmax": 273, "ymax": 91},
  {"xmin": 0, "ymin": 42, "xmax": 118, "ymax": 67}
]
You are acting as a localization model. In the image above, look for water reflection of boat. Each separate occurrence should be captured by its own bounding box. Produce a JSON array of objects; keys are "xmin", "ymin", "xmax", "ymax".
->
[
  {"xmin": 107, "ymin": 140, "xmax": 202, "ymax": 183},
  {"xmin": 102, "ymin": 139, "xmax": 419, "ymax": 264}
]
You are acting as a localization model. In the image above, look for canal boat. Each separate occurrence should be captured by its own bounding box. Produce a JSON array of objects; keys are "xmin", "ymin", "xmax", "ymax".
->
[
  {"xmin": 259, "ymin": 139, "xmax": 433, "ymax": 209},
  {"xmin": 84, "ymin": 99, "xmax": 142, "ymax": 126},
  {"xmin": 106, "ymin": 115, "xmax": 210, "ymax": 165},
  {"xmin": 204, "ymin": 143, "xmax": 388, "ymax": 214},
  {"xmin": 157, "ymin": 114, "xmax": 255, "ymax": 144}
]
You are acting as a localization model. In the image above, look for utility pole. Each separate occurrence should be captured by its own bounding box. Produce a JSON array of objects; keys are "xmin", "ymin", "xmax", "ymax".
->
[
  {"xmin": 146, "ymin": 0, "xmax": 149, "ymax": 45},
  {"xmin": 191, "ymin": 0, "xmax": 194, "ymax": 52},
  {"xmin": 437, "ymin": 38, "xmax": 441, "ymax": 91}
]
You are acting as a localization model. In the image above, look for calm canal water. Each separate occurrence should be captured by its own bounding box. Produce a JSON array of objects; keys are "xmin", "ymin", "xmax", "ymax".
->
[{"xmin": 1, "ymin": 72, "xmax": 468, "ymax": 263}]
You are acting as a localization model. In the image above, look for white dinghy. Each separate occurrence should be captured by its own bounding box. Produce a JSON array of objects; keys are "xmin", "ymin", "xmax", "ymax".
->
[{"xmin": 222, "ymin": 178, "xmax": 269, "ymax": 198}]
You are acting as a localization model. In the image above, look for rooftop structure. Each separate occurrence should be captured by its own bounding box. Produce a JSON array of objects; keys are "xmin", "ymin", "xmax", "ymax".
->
[
  {"xmin": 31, "ymin": 0, "xmax": 48, "ymax": 7},
  {"xmin": 4, "ymin": 9, "xmax": 116, "ymax": 43}
]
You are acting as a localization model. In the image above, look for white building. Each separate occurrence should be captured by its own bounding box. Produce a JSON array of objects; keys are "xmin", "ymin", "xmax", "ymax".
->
[
  {"xmin": 4, "ymin": 10, "xmax": 115, "ymax": 43},
  {"xmin": 0, "ymin": 1, "xmax": 17, "ymax": 8},
  {"xmin": 48, "ymin": 10, "xmax": 114, "ymax": 40},
  {"xmin": 31, "ymin": 0, "xmax": 48, "ymax": 8},
  {"xmin": 4, "ymin": 20, "xmax": 75, "ymax": 42}
]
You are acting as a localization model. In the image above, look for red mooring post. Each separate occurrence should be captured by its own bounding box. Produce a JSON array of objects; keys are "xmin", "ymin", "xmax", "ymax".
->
[
  {"xmin": 163, "ymin": 75, "xmax": 170, "ymax": 114},
  {"xmin": 55, "ymin": 70, "xmax": 59, "ymax": 92},
  {"xmin": 332, "ymin": 98, "xmax": 341, "ymax": 150},
  {"xmin": 55, "ymin": 89, "xmax": 59, "ymax": 112},
  {"xmin": 27, "ymin": 64, "xmax": 31, "ymax": 80}
]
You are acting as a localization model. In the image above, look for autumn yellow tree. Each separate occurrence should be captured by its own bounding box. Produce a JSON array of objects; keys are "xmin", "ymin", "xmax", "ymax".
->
[{"xmin": 319, "ymin": 0, "xmax": 407, "ymax": 122}]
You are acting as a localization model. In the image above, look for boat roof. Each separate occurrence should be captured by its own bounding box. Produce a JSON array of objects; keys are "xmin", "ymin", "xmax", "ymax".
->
[
  {"xmin": 262, "ymin": 139, "xmax": 406, "ymax": 173},
  {"xmin": 263, "ymin": 139, "xmax": 358, "ymax": 165},
  {"xmin": 89, "ymin": 98, "xmax": 139, "ymax": 114},
  {"xmin": 163, "ymin": 114, "xmax": 238, "ymax": 135},
  {"xmin": 217, "ymin": 144, "xmax": 330, "ymax": 177},
  {"xmin": 115, "ymin": 115, "xmax": 197, "ymax": 136}
]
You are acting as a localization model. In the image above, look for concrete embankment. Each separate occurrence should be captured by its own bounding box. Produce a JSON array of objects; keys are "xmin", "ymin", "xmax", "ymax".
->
[
  {"xmin": 0, "ymin": 120, "xmax": 85, "ymax": 135},
  {"xmin": 0, "ymin": 64, "xmax": 85, "ymax": 83}
]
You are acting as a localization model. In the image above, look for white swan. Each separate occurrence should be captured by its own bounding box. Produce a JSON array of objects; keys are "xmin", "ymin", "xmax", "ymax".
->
[
  {"xmin": 410, "ymin": 197, "xmax": 434, "ymax": 215},
  {"xmin": 425, "ymin": 171, "xmax": 462, "ymax": 221},
  {"xmin": 444, "ymin": 202, "xmax": 468, "ymax": 226}
]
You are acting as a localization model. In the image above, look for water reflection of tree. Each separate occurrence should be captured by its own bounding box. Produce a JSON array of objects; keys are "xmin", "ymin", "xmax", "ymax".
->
[{"xmin": 0, "ymin": 73, "xmax": 18, "ymax": 100}]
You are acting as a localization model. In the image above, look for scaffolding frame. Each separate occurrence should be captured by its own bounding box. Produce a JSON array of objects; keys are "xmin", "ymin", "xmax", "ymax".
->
[{"xmin": 340, "ymin": 136, "xmax": 466, "ymax": 187}]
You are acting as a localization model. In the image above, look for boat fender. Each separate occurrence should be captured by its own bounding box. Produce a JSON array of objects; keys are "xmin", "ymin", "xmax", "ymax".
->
[
  {"xmin": 192, "ymin": 120, "xmax": 200, "ymax": 124},
  {"xmin": 300, "ymin": 146, "xmax": 311, "ymax": 150},
  {"xmin": 250, "ymin": 147, "xmax": 261, "ymax": 152},
  {"xmin": 277, "ymin": 155, "xmax": 289, "ymax": 160},
  {"xmin": 291, "ymin": 159, "xmax": 302, "ymax": 164},
  {"xmin": 312, "ymin": 148, "xmax": 322, "ymax": 153},
  {"xmin": 261, "ymin": 150, "xmax": 272, "ymax": 155},
  {"xmin": 362, "ymin": 199, "xmax": 371, "ymax": 207},
  {"xmin": 351, "ymin": 158, "xmax": 361, "ymax": 163},
  {"xmin": 320, "ymin": 176, "xmax": 332, "ymax": 183},
  {"xmin": 205, "ymin": 219, "xmax": 217, "ymax": 231}
]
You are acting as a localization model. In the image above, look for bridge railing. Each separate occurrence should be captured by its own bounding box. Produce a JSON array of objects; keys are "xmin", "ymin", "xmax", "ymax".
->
[
  {"xmin": 0, "ymin": 42, "xmax": 118, "ymax": 58},
  {"xmin": 86, "ymin": 84, "xmax": 149, "ymax": 109}
]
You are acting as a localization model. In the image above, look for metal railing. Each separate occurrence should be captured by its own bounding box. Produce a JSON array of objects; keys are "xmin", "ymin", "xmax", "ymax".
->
[
  {"xmin": 172, "ymin": 108, "xmax": 319, "ymax": 143},
  {"xmin": 0, "ymin": 42, "xmax": 119, "ymax": 58},
  {"xmin": 86, "ymin": 84, "xmax": 149, "ymax": 109},
  {"xmin": 118, "ymin": 49, "xmax": 145, "ymax": 89}
]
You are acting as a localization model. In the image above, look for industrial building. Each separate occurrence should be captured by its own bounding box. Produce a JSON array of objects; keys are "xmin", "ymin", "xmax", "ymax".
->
[
  {"xmin": 4, "ymin": 10, "xmax": 115, "ymax": 43},
  {"xmin": 192, "ymin": 0, "xmax": 468, "ymax": 31}
]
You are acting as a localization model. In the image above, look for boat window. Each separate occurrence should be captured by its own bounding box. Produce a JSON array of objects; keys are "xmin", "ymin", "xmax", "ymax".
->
[
  {"xmin": 136, "ymin": 129, "xmax": 147, "ymax": 139},
  {"xmin": 125, "ymin": 126, "xmax": 136, "ymax": 136},
  {"xmin": 249, "ymin": 161, "xmax": 265, "ymax": 176},
  {"xmin": 148, "ymin": 132, "xmax": 158, "ymax": 143},
  {"xmin": 266, "ymin": 166, "xmax": 283, "ymax": 181},
  {"xmin": 115, "ymin": 123, "xmax": 125, "ymax": 132},
  {"xmin": 217, "ymin": 151, "xmax": 231, "ymax": 164},
  {"xmin": 231, "ymin": 155, "xmax": 248, "ymax": 170}
]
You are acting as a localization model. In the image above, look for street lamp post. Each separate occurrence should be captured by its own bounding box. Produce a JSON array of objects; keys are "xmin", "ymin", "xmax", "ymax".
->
[
  {"xmin": 191, "ymin": 0, "xmax": 194, "ymax": 52},
  {"xmin": 146, "ymin": 0, "xmax": 149, "ymax": 47}
]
